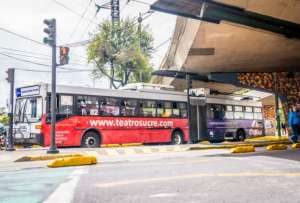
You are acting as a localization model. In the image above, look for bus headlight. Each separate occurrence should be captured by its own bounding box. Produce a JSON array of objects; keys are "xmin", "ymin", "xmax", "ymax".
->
[{"xmin": 35, "ymin": 124, "xmax": 42, "ymax": 129}]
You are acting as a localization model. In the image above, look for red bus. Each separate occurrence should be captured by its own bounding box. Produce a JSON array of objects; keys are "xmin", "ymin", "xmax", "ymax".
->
[{"xmin": 13, "ymin": 83, "xmax": 198, "ymax": 147}]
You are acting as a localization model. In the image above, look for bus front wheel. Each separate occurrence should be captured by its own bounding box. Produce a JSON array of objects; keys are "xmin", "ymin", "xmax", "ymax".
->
[
  {"xmin": 81, "ymin": 131, "xmax": 100, "ymax": 148},
  {"xmin": 171, "ymin": 131, "xmax": 184, "ymax": 145}
]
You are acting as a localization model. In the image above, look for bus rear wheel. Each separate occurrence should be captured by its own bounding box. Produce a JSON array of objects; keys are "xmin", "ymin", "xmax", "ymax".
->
[
  {"xmin": 236, "ymin": 129, "xmax": 246, "ymax": 141},
  {"xmin": 81, "ymin": 131, "xmax": 100, "ymax": 148},
  {"xmin": 171, "ymin": 131, "xmax": 183, "ymax": 145}
]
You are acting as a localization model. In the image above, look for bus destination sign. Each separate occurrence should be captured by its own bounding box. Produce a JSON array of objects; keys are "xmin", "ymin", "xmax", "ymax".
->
[{"xmin": 16, "ymin": 85, "xmax": 40, "ymax": 97}]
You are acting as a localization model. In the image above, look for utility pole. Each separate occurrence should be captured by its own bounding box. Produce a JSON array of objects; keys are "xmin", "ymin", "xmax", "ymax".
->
[
  {"xmin": 43, "ymin": 18, "xmax": 59, "ymax": 154},
  {"xmin": 186, "ymin": 74, "xmax": 193, "ymax": 143},
  {"xmin": 138, "ymin": 12, "xmax": 143, "ymax": 82},
  {"xmin": 95, "ymin": 1, "xmax": 120, "ymax": 88},
  {"xmin": 273, "ymin": 72, "xmax": 281, "ymax": 137},
  {"xmin": 5, "ymin": 68, "xmax": 15, "ymax": 151}
]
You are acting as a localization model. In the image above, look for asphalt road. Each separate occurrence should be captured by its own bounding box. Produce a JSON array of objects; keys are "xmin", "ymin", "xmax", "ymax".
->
[{"xmin": 2, "ymin": 148, "xmax": 300, "ymax": 203}]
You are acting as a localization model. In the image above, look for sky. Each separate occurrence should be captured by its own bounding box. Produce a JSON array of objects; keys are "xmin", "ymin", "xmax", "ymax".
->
[{"xmin": 0, "ymin": 0, "xmax": 176, "ymax": 107}]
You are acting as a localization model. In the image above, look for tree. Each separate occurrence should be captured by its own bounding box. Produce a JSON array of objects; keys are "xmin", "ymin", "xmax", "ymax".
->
[
  {"xmin": 0, "ymin": 115, "xmax": 9, "ymax": 126},
  {"xmin": 87, "ymin": 18, "xmax": 154, "ymax": 89}
]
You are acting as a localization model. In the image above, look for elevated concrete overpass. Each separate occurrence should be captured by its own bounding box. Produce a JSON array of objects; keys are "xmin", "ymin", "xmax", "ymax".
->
[
  {"xmin": 151, "ymin": 0, "xmax": 300, "ymax": 135},
  {"xmin": 151, "ymin": 0, "xmax": 300, "ymax": 104}
]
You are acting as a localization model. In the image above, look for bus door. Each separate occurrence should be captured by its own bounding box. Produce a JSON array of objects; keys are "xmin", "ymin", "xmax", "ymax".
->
[
  {"xmin": 45, "ymin": 95, "xmax": 77, "ymax": 146},
  {"xmin": 190, "ymin": 98, "xmax": 208, "ymax": 142}
]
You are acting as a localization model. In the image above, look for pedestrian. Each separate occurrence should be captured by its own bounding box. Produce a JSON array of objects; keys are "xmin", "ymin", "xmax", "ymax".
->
[
  {"xmin": 288, "ymin": 105, "xmax": 300, "ymax": 143},
  {"xmin": 281, "ymin": 123, "xmax": 287, "ymax": 135}
]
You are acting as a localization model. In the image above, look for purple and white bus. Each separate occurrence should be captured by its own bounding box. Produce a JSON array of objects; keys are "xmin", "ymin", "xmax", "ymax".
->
[{"xmin": 205, "ymin": 95, "xmax": 264, "ymax": 142}]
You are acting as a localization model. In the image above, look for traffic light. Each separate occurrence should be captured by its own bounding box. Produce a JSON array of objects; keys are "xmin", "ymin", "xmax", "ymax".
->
[
  {"xmin": 43, "ymin": 18, "xmax": 56, "ymax": 46},
  {"xmin": 6, "ymin": 68, "xmax": 14, "ymax": 83},
  {"xmin": 59, "ymin": 47, "xmax": 70, "ymax": 65}
]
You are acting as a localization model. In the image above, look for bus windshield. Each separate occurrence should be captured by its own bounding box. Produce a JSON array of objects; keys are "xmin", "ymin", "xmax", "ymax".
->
[{"xmin": 15, "ymin": 97, "xmax": 42, "ymax": 123}]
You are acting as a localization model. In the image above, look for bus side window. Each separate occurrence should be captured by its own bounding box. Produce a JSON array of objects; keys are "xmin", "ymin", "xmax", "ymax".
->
[
  {"xmin": 234, "ymin": 106, "xmax": 244, "ymax": 119},
  {"xmin": 244, "ymin": 106, "xmax": 254, "ymax": 119},
  {"xmin": 254, "ymin": 107, "xmax": 263, "ymax": 120},
  {"xmin": 225, "ymin": 105, "xmax": 234, "ymax": 119},
  {"xmin": 100, "ymin": 97, "xmax": 120, "ymax": 116},
  {"xmin": 157, "ymin": 101, "xmax": 172, "ymax": 117},
  {"xmin": 212, "ymin": 104, "xmax": 225, "ymax": 120},
  {"xmin": 76, "ymin": 96, "xmax": 99, "ymax": 116},
  {"xmin": 120, "ymin": 99, "xmax": 138, "ymax": 116},
  {"xmin": 140, "ymin": 100, "xmax": 156, "ymax": 117},
  {"xmin": 59, "ymin": 95, "xmax": 73, "ymax": 115},
  {"xmin": 179, "ymin": 102, "xmax": 187, "ymax": 118},
  {"xmin": 172, "ymin": 102, "xmax": 180, "ymax": 117}
]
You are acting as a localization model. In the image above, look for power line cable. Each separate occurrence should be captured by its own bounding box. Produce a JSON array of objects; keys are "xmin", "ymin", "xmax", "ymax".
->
[
  {"xmin": 128, "ymin": 0, "xmax": 151, "ymax": 6},
  {"xmin": 0, "ymin": 46, "xmax": 86, "ymax": 62},
  {"xmin": 0, "ymin": 46, "xmax": 51, "ymax": 57},
  {"xmin": 0, "ymin": 27, "xmax": 45, "ymax": 46},
  {"xmin": 68, "ymin": 0, "xmax": 93, "ymax": 42},
  {"xmin": 0, "ymin": 51, "xmax": 51, "ymax": 61},
  {"xmin": 0, "ymin": 52, "xmax": 50, "ymax": 67},
  {"xmin": 154, "ymin": 38, "xmax": 171, "ymax": 50},
  {"xmin": 59, "ymin": 10, "xmax": 153, "ymax": 47},
  {"xmin": 52, "ymin": 0, "xmax": 98, "ymax": 25}
]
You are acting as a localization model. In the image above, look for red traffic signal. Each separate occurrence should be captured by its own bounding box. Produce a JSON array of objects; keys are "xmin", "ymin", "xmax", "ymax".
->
[{"xmin": 59, "ymin": 47, "xmax": 70, "ymax": 65}]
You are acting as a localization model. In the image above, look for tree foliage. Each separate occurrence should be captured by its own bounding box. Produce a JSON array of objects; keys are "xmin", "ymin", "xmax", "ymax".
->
[
  {"xmin": 87, "ymin": 18, "xmax": 154, "ymax": 88},
  {"xmin": 0, "ymin": 115, "xmax": 9, "ymax": 126}
]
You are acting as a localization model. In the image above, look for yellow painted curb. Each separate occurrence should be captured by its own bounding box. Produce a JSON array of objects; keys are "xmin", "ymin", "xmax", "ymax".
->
[
  {"xmin": 15, "ymin": 153, "xmax": 83, "ymax": 162},
  {"xmin": 230, "ymin": 146, "xmax": 255, "ymax": 153},
  {"xmin": 101, "ymin": 144, "xmax": 121, "ymax": 148},
  {"xmin": 47, "ymin": 155, "xmax": 97, "ymax": 168},
  {"xmin": 292, "ymin": 143, "xmax": 300, "ymax": 149},
  {"xmin": 121, "ymin": 143, "xmax": 143, "ymax": 147},
  {"xmin": 245, "ymin": 136, "xmax": 289, "ymax": 142},
  {"xmin": 266, "ymin": 144, "xmax": 287, "ymax": 151}
]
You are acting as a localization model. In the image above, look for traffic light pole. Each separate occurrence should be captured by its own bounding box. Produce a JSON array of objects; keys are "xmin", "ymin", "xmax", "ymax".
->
[
  {"xmin": 46, "ymin": 19, "xmax": 59, "ymax": 154},
  {"xmin": 6, "ymin": 68, "xmax": 15, "ymax": 151}
]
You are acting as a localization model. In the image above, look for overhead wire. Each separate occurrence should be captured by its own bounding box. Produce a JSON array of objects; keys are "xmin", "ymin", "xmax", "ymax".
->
[
  {"xmin": 68, "ymin": 0, "xmax": 93, "ymax": 42},
  {"xmin": 128, "ymin": 0, "xmax": 151, "ymax": 6},
  {"xmin": 0, "ymin": 52, "xmax": 50, "ymax": 67},
  {"xmin": 51, "ymin": 0, "xmax": 98, "ymax": 25},
  {"xmin": 0, "ymin": 27, "xmax": 46, "ymax": 46},
  {"xmin": 59, "ymin": 10, "xmax": 154, "ymax": 47}
]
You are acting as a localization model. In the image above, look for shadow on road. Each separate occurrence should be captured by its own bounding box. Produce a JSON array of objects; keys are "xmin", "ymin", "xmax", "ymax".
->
[{"xmin": 202, "ymin": 149, "xmax": 300, "ymax": 162}]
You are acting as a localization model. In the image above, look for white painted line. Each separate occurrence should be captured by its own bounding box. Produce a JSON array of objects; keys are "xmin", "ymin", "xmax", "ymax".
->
[
  {"xmin": 149, "ymin": 193, "xmax": 179, "ymax": 198},
  {"xmin": 43, "ymin": 167, "xmax": 88, "ymax": 203}
]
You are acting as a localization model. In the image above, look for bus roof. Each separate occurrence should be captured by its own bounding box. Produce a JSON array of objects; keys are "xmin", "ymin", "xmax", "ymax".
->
[{"xmin": 16, "ymin": 83, "xmax": 262, "ymax": 107}]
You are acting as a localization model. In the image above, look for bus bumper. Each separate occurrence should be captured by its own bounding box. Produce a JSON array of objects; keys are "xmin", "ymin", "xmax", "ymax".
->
[{"xmin": 14, "ymin": 133, "xmax": 44, "ymax": 146}]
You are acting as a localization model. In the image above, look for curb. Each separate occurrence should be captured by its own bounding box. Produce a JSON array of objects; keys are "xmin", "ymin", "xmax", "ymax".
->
[
  {"xmin": 189, "ymin": 140, "xmax": 291, "ymax": 151},
  {"xmin": 47, "ymin": 155, "xmax": 97, "ymax": 168},
  {"xmin": 230, "ymin": 146, "xmax": 255, "ymax": 154},
  {"xmin": 266, "ymin": 144, "xmax": 288, "ymax": 151},
  {"xmin": 292, "ymin": 143, "xmax": 300, "ymax": 149},
  {"xmin": 14, "ymin": 153, "xmax": 83, "ymax": 162}
]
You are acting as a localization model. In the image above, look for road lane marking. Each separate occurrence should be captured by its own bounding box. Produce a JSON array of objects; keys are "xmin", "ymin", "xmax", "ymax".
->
[
  {"xmin": 102, "ymin": 159, "xmax": 216, "ymax": 166},
  {"xmin": 43, "ymin": 167, "xmax": 88, "ymax": 203},
  {"xmin": 96, "ymin": 172, "xmax": 300, "ymax": 188},
  {"xmin": 149, "ymin": 193, "xmax": 179, "ymax": 198}
]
